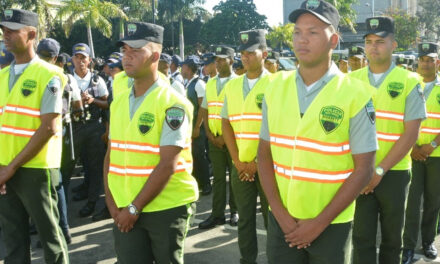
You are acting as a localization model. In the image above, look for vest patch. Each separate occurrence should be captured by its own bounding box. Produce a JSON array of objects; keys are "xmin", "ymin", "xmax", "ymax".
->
[
  {"xmin": 320, "ymin": 106, "xmax": 344, "ymax": 134},
  {"xmin": 387, "ymin": 82, "xmax": 404, "ymax": 98},
  {"xmin": 21, "ymin": 79, "xmax": 37, "ymax": 97},
  {"xmin": 255, "ymin": 93, "xmax": 264, "ymax": 109},
  {"xmin": 166, "ymin": 107, "xmax": 185, "ymax": 130},
  {"xmin": 365, "ymin": 100, "xmax": 376, "ymax": 124},
  {"xmin": 437, "ymin": 93, "xmax": 440, "ymax": 105},
  {"xmin": 138, "ymin": 112, "xmax": 155, "ymax": 135}
]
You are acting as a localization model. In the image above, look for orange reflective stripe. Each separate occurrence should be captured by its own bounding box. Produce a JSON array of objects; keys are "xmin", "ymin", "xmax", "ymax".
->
[
  {"xmin": 207, "ymin": 101, "xmax": 224, "ymax": 107},
  {"xmin": 0, "ymin": 125, "xmax": 36, "ymax": 138},
  {"xmin": 0, "ymin": 106, "xmax": 3, "ymax": 115},
  {"xmin": 235, "ymin": 132, "xmax": 260, "ymax": 140},
  {"xmin": 273, "ymin": 162, "xmax": 352, "ymax": 183},
  {"xmin": 109, "ymin": 161, "xmax": 192, "ymax": 177},
  {"xmin": 421, "ymin": 127, "xmax": 440, "ymax": 135},
  {"xmin": 269, "ymin": 134, "xmax": 350, "ymax": 155},
  {"xmin": 377, "ymin": 131, "xmax": 401, "ymax": 142},
  {"xmin": 208, "ymin": 114, "xmax": 222, "ymax": 120},
  {"xmin": 376, "ymin": 110, "xmax": 404, "ymax": 121},
  {"xmin": 110, "ymin": 140, "xmax": 160, "ymax": 155},
  {"xmin": 427, "ymin": 112, "xmax": 440, "ymax": 120},
  {"xmin": 229, "ymin": 113, "xmax": 262, "ymax": 122},
  {"xmin": 4, "ymin": 104, "xmax": 40, "ymax": 117}
]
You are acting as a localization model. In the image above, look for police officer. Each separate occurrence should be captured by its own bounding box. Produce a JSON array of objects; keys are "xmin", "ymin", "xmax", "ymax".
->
[
  {"xmin": 181, "ymin": 55, "xmax": 212, "ymax": 195},
  {"xmin": 170, "ymin": 54, "xmax": 184, "ymax": 85},
  {"xmin": 233, "ymin": 56, "xmax": 246, "ymax": 76},
  {"xmin": 349, "ymin": 17, "xmax": 426, "ymax": 264},
  {"xmin": 264, "ymin": 50, "xmax": 280, "ymax": 73},
  {"xmin": 0, "ymin": 48, "xmax": 14, "ymax": 69},
  {"xmin": 259, "ymin": 2, "xmax": 376, "ymax": 263},
  {"xmin": 202, "ymin": 52, "xmax": 217, "ymax": 82},
  {"xmin": 159, "ymin": 53, "xmax": 185, "ymax": 95},
  {"xmin": 402, "ymin": 42, "xmax": 440, "ymax": 264},
  {"xmin": 348, "ymin": 45, "xmax": 366, "ymax": 71},
  {"xmin": 396, "ymin": 54, "xmax": 408, "ymax": 69},
  {"xmin": 69, "ymin": 43, "xmax": 109, "ymax": 217},
  {"xmin": 221, "ymin": 29, "xmax": 269, "ymax": 264},
  {"xmin": 104, "ymin": 21, "xmax": 198, "ymax": 263},
  {"xmin": 199, "ymin": 45, "xmax": 238, "ymax": 229},
  {"xmin": 0, "ymin": 9, "xmax": 69, "ymax": 263}
]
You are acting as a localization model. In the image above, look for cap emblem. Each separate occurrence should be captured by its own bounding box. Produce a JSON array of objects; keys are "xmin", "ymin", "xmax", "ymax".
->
[
  {"xmin": 241, "ymin": 33, "xmax": 249, "ymax": 44},
  {"xmin": 369, "ymin": 19, "xmax": 379, "ymax": 30},
  {"xmin": 306, "ymin": 0, "xmax": 320, "ymax": 10},
  {"xmin": 4, "ymin": 10, "xmax": 13, "ymax": 20},
  {"xmin": 422, "ymin": 43, "xmax": 430, "ymax": 52},
  {"xmin": 216, "ymin": 47, "xmax": 222, "ymax": 53},
  {"xmin": 127, "ymin": 24, "xmax": 137, "ymax": 36}
]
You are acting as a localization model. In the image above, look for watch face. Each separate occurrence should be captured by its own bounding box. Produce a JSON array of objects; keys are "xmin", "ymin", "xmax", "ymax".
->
[
  {"xmin": 129, "ymin": 206, "xmax": 135, "ymax": 214},
  {"xmin": 376, "ymin": 167, "xmax": 384, "ymax": 175}
]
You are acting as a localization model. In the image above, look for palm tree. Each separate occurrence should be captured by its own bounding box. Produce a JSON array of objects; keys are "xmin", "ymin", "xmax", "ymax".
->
[{"xmin": 56, "ymin": 0, "xmax": 128, "ymax": 58}]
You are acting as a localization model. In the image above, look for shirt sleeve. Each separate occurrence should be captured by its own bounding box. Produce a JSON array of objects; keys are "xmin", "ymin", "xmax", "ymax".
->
[
  {"xmin": 96, "ymin": 77, "xmax": 109, "ymax": 98},
  {"xmin": 201, "ymin": 94, "xmax": 208, "ymax": 109},
  {"xmin": 259, "ymin": 98, "xmax": 270, "ymax": 141},
  {"xmin": 69, "ymin": 76, "xmax": 81, "ymax": 102},
  {"xmin": 160, "ymin": 104, "xmax": 190, "ymax": 148},
  {"xmin": 195, "ymin": 80, "xmax": 206, "ymax": 98},
  {"xmin": 404, "ymin": 84, "xmax": 427, "ymax": 122},
  {"xmin": 349, "ymin": 100, "xmax": 378, "ymax": 155},
  {"xmin": 40, "ymin": 76, "xmax": 63, "ymax": 115},
  {"xmin": 171, "ymin": 81, "xmax": 186, "ymax": 96},
  {"xmin": 221, "ymin": 97, "xmax": 228, "ymax": 119}
]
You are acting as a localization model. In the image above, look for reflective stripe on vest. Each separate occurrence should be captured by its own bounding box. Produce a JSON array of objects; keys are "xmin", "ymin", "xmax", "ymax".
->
[
  {"xmin": 109, "ymin": 161, "xmax": 192, "ymax": 177},
  {"xmin": 0, "ymin": 125, "xmax": 36, "ymax": 137},
  {"xmin": 418, "ymin": 84, "xmax": 440, "ymax": 157},
  {"xmin": 270, "ymin": 134, "xmax": 350, "ymax": 155},
  {"xmin": 4, "ymin": 104, "xmax": 40, "ymax": 117}
]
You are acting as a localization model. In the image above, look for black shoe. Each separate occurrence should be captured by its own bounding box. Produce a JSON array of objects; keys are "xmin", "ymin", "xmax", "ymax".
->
[
  {"xmin": 79, "ymin": 201, "xmax": 95, "ymax": 217},
  {"xmin": 229, "ymin": 212, "xmax": 239, "ymax": 226},
  {"xmin": 198, "ymin": 216, "xmax": 225, "ymax": 230},
  {"xmin": 92, "ymin": 207, "xmax": 111, "ymax": 222},
  {"xmin": 201, "ymin": 184, "xmax": 212, "ymax": 196},
  {"xmin": 72, "ymin": 183, "xmax": 86, "ymax": 193},
  {"xmin": 422, "ymin": 242, "xmax": 438, "ymax": 259},
  {"xmin": 73, "ymin": 189, "xmax": 88, "ymax": 201},
  {"xmin": 62, "ymin": 229, "xmax": 72, "ymax": 244},
  {"xmin": 402, "ymin": 249, "xmax": 414, "ymax": 264}
]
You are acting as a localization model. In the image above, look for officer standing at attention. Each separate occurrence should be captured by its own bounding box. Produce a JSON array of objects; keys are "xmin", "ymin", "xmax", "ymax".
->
[
  {"xmin": 349, "ymin": 16, "xmax": 426, "ymax": 264},
  {"xmin": 198, "ymin": 45, "xmax": 238, "ymax": 229},
  {"xmin": 258, "ymin": 1, "xmax": 377, "ymax": 263},
  {"xmin": 70, "ymin": 43, "xmax": 109, "ymax": 217},
  {"xmin": 221, "ymin": 29, "xmax": 270, "ymax": 264},
  {"xmin": 348, "ymin": 46, "xmax": 366, "ymax": 72},
  {"xmin": 264, "ymin": 50, "xmax": 280, "ymax": 74},
  {"xmin": 104, "ymin": 21, "xmax": 198, "ymax": 264},
  {"xmin": 202, "ymin": 52, "xmax": 217, "ymax": 82},
  {"xmin": 158, "ymin": 53, "xmax": 185, "ymax": 95},
  {"xmin": 402, "ymin": 42, "xmax": 440, "ymax": 264},
  {"xmin": 181, "ymin": 55, "xmax": 212, "ymax": 195},
  {"xmin": 170, "ymin": 55, "xmax": 184, "ymax": 85},
  {"xmin": 0, "ymin": 9, "xmax": 69, "ymax": 263}
]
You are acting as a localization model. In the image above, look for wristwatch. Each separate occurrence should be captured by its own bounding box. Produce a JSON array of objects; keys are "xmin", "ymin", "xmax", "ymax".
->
[
  {"xmin": 430, "ymin": 140, "xmax": 438, "ymax": 149},
  {"xmin": 375, "ymin": 166, "xmax": 385, "ymax": 177},
  {"xmin": 128, "ymin": 203, "xmax": 139, "ymax": 216}
]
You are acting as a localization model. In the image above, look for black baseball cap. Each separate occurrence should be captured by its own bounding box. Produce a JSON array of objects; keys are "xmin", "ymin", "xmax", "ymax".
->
[
  {"xmin": 348, "ymin": 46, "xmax": 365, "ymax": 58},
  {"xmin": 0, "ymin": 48, "xmax": 13, "ymax": 65},
  {"xmin": 233, "ymin": 56, "xmax": 243, "ymax": 69},
  {"xmin": 289, "ymin": 0, "xmax": 340, "ymax": 29},
  {"xmin": 72, "ymin": 43, "xmax": 91, "ymax": 57},
  {"xmin": 182, "ymin": 55, "xmax": 202, "ymax": 66},
  {"xmin": 160, "ymin": 53, "xmax": 172, "ymax": 65},
  {"xmin": 0, "ymin": 9, "xmax": 38, "ymax": 30},
  {"xmin": 117, "ymin": 22, "xmax": 164, "ymax": 48},
  {"xmin": 37, "ymin": 38, "xmax": 60, "ymax": 58},
  {"xmin": 396, "ymin": 55, "xmax": 406, "ymax": 65},
  {"xmin": 418, "ymin": 42, "xmax": 439, "ymax": 58},
  {"xmin": 172, "ymin": 55, "xmax": 182, "ymax": 66},
  {"xmin": 238, "ymin": 29, "xmax": 267, "ymax": 52},
  {"xmin": 215, "ymin": 45, "xmax": 235, "ymax": 59},
  {"xmin": 202, "ymin": 53, "xmax": 216, "ymax": 65},
  {"xmin": 364, "ymin": 17, "xmax": 394, "ymax": 38},
  {"xmin": 266, "ymin": 50, "xmax": 280, "ymax": 63}
]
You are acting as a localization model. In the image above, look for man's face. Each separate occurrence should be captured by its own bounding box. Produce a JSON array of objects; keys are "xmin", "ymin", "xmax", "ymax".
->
[
  {"xmin": 2, "ymin": 26, "xmax": 34, "ymax": 54},
  {"xmin": 418, "ymin": 56, "xmax": 438, "ymax": 79},
  {"xmin": 292, "ymin": 13, "xmax": 337, "ymax": 68},
  {"xmin": 72, "ymin": 53, "xmax": 91, "ymax": 73},
  {"xmin": 121, "ymin": 43, "xmax": 154, "ymax": 78},
  {"xmin": 204, "ymin": 62, "xmax": 216, "ymax": 75},
  {"xmin": 365, "ymin": 34, "xmax": 396, "ymax": 65},
  {"xmin": 349, "ymin": 56, "xmax": 364, "ymax": 71},
  {"xmin": 215, "ymin": 57, "xmax": 232, "ymax": 76},
  {"xmin": 264, "ymin": 60, "xmax": 278, "ymax": 73},
  {"xmin": 103, "ymin": 64, "xmax": 111, "ymax": 76},
  {"xmin": 158, "ymin": 61, "xmax": 170, "ymax": 76},
  {"xmin": 110, "ymin": 66, "xmax": 122, "ymax": 78},
  {"xmin": 180, "ymin": 64, "xmax": 193, "ymax": 79},
  {"xmin": 240, "ymin": 50, "xmax": 265, "ymax": 72}
]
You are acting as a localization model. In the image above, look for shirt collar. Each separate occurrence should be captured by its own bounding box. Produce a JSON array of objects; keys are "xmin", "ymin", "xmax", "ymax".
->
[
  {"xmin": 296, "ymin": 62, "xmax": 341, "ymax": 89},
  {"xmin": 74, "ymin": 70, "xmax": 91, "ymax": 81}
]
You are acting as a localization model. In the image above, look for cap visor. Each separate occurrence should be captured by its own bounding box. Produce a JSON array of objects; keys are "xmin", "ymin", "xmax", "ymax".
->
[
  {"xmin": 0, "ymin": 21, "xmax": 26, "ymax": 30},
  {"xmin": 117, "ymin": 39, "xmax": 148, "ymax": 49},
  {"xmin": 238, "ymin": 43, "xmax": 261, "ymax": 52},
  {"xmin": 363, "ymin": 31, "xmax": 390, "ymax": 39},
  {"xmin": 350, "ymin": 54, "xmax": 364, "ymax": 59},
  {"xmin": 73, "ymin": 51, "xmax": 90, "ymax": 57},
  {"xmin": 215, "ymin": 54, "xmax": 230, "ymax": 59},
  {"xmin": 289, "ymin": 9, "xmax": 331, "ymax": 25},
  {"xmin": 418, "ymin": 53, "xmax": 438, "ymax": 58}
]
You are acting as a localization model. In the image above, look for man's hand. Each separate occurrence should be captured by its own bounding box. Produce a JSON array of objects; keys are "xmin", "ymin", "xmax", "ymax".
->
[
  {"xmin": 192, "ymin": 127, "xmax": 200, "ymax": 139},
  {"xmin": 411, "ymin": 145, "xmax": 426, "ymax": 161},
  {"xmin": 420, "ymin": 144, "xmax": 435, "ymax": 158},
  {"xmin": 105, "ymin": 196, "xmax": 121, "ymax": 221},
  {"xmin": 0, "ymin": 165, "xmax": 16, "ymax": 186},
  {"xmin": 0, "ymin": 184, "xmax": 6, "ymax": 195},
  {"xmin": 215, "ymin": 136, "xmax": 225, "ymax": 148},
  {"xmin": 360, "ymin": 173, "xmax": 383, "ymax": 195},
  {"xmin": 115, "ymin": 207, "xmax": 139, "ymax": 233},
  {"xmin": 285, "ymin": 218, "xmax": 327, "ymax": 249},
  {"xmin": 239, "ymin": 161, "xmax": 257, "ymax": 182}
]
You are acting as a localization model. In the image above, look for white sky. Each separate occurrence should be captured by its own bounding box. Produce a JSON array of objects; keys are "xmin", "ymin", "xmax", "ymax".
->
[{"xmin": 203, "ymin": 0, "xmax": 283, "ymax": 26}]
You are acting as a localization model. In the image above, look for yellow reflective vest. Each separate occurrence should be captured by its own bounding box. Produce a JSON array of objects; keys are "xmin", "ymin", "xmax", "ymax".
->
[
  {"xmin": 206, "ymin": 76, "xmax": 234, "ymax": 136},
  {"xmin": 350, "ymin": 66, "xmax": 422, "ymax": 170},
  {"xmin": 0, "ymin": 59, "xmax": 66, "ymax": 168},
  {"xmin": 108, "ymin": 82, "xmax": 198, "ymax": 212},
  {"xmin": 418, "ymin": 82, "xmax": 440, "ymax": 157},
  {"xmin": 223, "ymin": 73, "xmax": 270, "ymax": 162},
  {"xmin": 265, "ymin": 71, "xmax": 373, "ymax": 223}
]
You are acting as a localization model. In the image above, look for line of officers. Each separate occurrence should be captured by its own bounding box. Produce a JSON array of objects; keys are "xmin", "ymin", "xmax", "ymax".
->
[{"xmin": 1, "ymin": 0, "xmax": 440, "ymax": 263}]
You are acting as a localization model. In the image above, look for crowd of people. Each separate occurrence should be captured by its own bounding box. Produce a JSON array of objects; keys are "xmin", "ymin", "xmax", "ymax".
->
[{"xmin": 0, "ymin": 0, "xmax": 440, "ymax": 263}]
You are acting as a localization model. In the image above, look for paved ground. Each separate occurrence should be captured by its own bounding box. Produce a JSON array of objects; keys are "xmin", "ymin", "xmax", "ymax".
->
[{"xmin": 0, "ymin": 174, "xmax": 439, "ymax": 263}]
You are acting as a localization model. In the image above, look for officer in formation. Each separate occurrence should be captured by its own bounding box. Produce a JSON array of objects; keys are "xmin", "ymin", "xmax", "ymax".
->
[
  {"xmin": 104, "ymin": 21, "xmax": 198, "ymax": 263},
  {"xmin": 158, "ymin": 53, "xmax": 186, "ymax": 95},
  {"xmin": 221, "ymin": 29, "xmax": 269, "ymax": 264},
  {"xmin": 181, "ymin": 56, "xmax": 212, "ymax": 195},
  {"xmin": 198, "ymin": 45, "xmax": 238, "ymax": 229},
  {"xmin": 348, "ymin": 45, "xmax": 366, "ymax": 72},
  {"xmin": 0, "ymin": 9, "xmax": 69, "ymax": 263},
  {"xmin": 202, "ymin": 52, "xmax": 217, "ymax": 82},
  {"xmin": 0, "ymin": 48, "xmax": 14, "ymax": 69},
  {"xmin": 349, "ymin": 16, "xmax": 426, "ymax": 264},
  {"xmin": 259, "ymin": 1, "xmax": 376, "ymax": 263},
  {"xmin": 233, "ymin": 57, "xmax": 247, "ymax": 76},
  {"xmin": 402, "ymin": 42, "xmax": 440, "ymax": 264},
  {"xmin": 264, "ymin": 50, "xmax": 280, "ymax": 74},
  {"xmin": 170, "ymin": 54, "xmax": 184, "ymax": 85}
]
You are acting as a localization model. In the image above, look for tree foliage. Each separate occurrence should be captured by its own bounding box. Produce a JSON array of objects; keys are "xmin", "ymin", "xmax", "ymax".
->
[
  {"xmin": 417, "ymin": 0, "xmax": 440, "ymax": 41},
  {"xmin": 385, "ymin": 9, "xmax": 419, "ymax": 51},
  {"xmin": 266, "ymin": 24, "xmax": 294, "ymax": 51},
  {"xmin": 325, "ymin": 0, "xmax": 359, "ymax": 32}
]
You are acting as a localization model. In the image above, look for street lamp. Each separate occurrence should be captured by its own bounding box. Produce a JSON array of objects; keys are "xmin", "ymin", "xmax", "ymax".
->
[{"xmin": 365, "ymin": 0, "xmax": 375, "ymax": 17}]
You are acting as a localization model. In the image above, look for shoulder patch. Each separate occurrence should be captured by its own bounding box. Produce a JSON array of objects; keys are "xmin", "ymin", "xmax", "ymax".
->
[
  {"xmin": 166, "ymin": 107, "xmax": 185, "ymax": 130},
  {"xmin": 47, "ymin": 77, "xmax": 61, "ymax": 95},
  {"xmin": 365, "ymin": 100, "xmax": 375, "ymax": 124},
  {"xmin": 416, "ymin": 84, "xmax": 425, "ymax": 102}
]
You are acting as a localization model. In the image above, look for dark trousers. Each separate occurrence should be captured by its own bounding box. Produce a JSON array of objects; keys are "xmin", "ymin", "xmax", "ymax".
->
[
  {"xmin": 61, "ymin": 121, "xmax": 106, "ymax": 203},
  {"xmin": 208, "ymin": 142, "xmax": 237, "ymax": 218},
  {"xmin": 353, "ymin": 170, "xmax": 411, "ymax": 264},
  {"xmin": 0, "ymin": 168, "xmax": 69, "ymax": 264},
  {"xmin": 113, "ymin": 203, "xmax": 195, "ymax": 264},
  {"xmin": 191, "ymin": 128, "xmax": 210, "ymax": 188},
  {"xmin": 267, "ymin": 212, "xmax": 352, "ymax": 264},
  {"xmin": 231, "ymin": 166, "xmax": 268, "ymax": 264},
  {"xmin": 56, "ymin": 174, "xmax": 69, "ymax": 232},
  {"xmin": 403, "ymin": 158, "xmax": 440, "ymax": 249}
]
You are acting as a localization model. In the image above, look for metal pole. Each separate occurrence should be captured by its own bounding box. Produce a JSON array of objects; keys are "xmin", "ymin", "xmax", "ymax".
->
[
  {"xmin": 152, "ymin": 0, "xmax": 156, "ymax": 23},
  {"xmin": 372, "ymin": 0, "xmax": 375, "ymax": 16}
]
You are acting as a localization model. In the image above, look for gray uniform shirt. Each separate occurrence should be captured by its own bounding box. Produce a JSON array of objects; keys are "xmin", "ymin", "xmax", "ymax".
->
[
  {"xmin": 260, "ymin": 63, "xmax": 378, "ymax": 155},
  {"xmin": 8, "ymin": 57, "xmax": 63, "ymax": 115},
  {"xmin": 128, "ymin": 79, "xmax": 190, "ymax": 148},
  {"xmin": 422, "ymin": 77, "xmax": 440, "ymax": 100},
  {"xmin": 367, "ymin": 63, "xmax": 426, "ymax": 121},
  {"xmin": 201, "ymin": 74, "xmax": 236, "ymax": 109}
]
